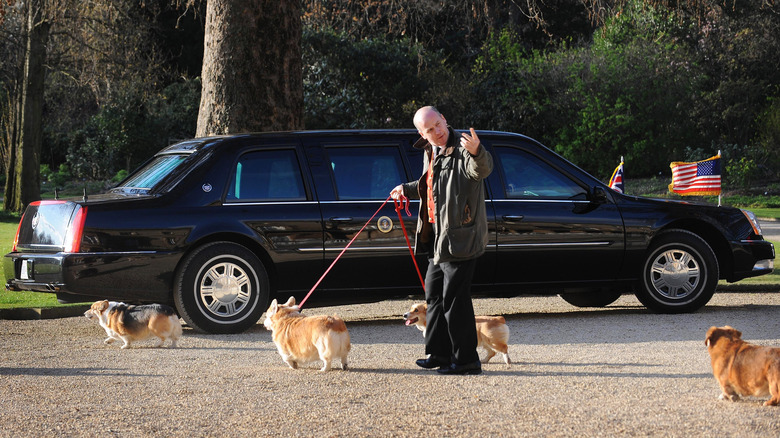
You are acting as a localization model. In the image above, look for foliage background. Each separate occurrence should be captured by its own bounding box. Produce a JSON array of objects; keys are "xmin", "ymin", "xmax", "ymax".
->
[{"xmin": 0, "ymin": 0, "xmax": 779, "ymax": 194}]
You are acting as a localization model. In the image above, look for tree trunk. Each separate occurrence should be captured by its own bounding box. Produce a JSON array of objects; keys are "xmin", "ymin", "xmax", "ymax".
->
[
  {"xmin": 4, "ymin": 0, "xmax": 49, "ymax": 213},
  {"xmin": 196, "ymin": 0, "xmax": 303, "ymax": 136}
]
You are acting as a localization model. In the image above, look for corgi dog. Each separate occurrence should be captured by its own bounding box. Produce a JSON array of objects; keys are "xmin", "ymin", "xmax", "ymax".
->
[
  {"xmin": 403, "ymin": 302, "xmax": 511, "ymax": 364},
  {"xmin": 84, "ymin": 300, "xmax": 182, "ymax": 349},
  {"xmin": 705, "ymin": 326, "xmax": 780, "ymax": 406},
  {"xmin": 263, "ymin": 296, "xmax": 350, "ymax": 372}
]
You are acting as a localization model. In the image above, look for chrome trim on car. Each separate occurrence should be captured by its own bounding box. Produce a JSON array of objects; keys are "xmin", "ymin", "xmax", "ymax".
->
[
  {"xmin": 224, "ymin": 201, "xmax": 318, "ymax": 206},
  {"xmin": 499, "ymin": 242, "xmax": 612, "ymax": 247},
  {"xmin": 491, "ymin": 199, "xmax": 592, "ymax": 204}
]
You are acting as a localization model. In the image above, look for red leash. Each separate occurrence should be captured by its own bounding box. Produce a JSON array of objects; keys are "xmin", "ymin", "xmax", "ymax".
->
[
  {"xmin": 393, "ymin": 196, "xmax": 426, "ymax": 293},
  {"xmin": 297, "ymin": 195, "xmax": 425, "ymax": 309}
]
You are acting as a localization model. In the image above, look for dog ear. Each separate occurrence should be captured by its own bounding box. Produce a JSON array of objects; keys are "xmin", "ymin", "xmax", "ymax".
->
[
  {"xmin": 705, "ymin": 326, "xmax": 718, "ymax": 346},
  {"xmin": 284, "ymin": 296, "xmax": 296, "ymax": 307}
]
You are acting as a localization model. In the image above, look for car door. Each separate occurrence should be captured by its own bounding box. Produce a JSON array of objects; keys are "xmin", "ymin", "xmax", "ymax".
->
[
  {"xmin": 224, "ymin": 146, "xmax": 325, "ymax": 291},
  {"xmin": 309, "ymin": 139, "xmax": 428, "ymax": 291},
  {"xmin": 488, "ymin": 143, "xmax": 625, "ymax": 286}
]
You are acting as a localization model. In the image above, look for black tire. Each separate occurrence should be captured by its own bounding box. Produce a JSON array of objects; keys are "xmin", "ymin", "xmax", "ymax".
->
[
  {"xmin": 174, "ymin": 242, "xmax": 270, "ymax": 334},
  {"xmin": 634, "ymin": 230, "xmax": 718, "ymax": 314},
  {"xmin": 559, "ymin": 288, "xmax": 623, "ymax": 307}
]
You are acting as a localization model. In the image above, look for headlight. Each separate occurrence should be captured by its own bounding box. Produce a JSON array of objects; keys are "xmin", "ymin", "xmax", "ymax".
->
[{"xmin": 741, "ymin": 209, "xmax": 763, "ymax": 236}]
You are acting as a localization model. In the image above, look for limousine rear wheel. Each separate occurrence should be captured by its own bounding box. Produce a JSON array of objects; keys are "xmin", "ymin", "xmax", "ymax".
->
[
  {"xmin": 635, "ymin": 230, "xmax": 718, "ymax": 314},
  {"xmin": 174, "ymin": 241, "xmax": 270, "ymax": 334}
]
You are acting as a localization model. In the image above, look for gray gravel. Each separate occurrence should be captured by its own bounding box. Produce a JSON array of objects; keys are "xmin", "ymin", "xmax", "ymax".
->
[{"xmin": 2, "ymin": 292, "xmax": 780, "ymax": 437}]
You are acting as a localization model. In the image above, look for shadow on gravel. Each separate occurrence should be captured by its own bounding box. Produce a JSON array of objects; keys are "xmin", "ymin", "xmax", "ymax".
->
[
  {"xmin": 337, "ymin": 365, "xmax": 712, "ymax": 379},
  {"xmin": 0, "ymin": 367, "xmax": 158, "ymax": 377},
  {"xmin": 473, "ymin": 368, "xmax": 713, "ymax": 379}
]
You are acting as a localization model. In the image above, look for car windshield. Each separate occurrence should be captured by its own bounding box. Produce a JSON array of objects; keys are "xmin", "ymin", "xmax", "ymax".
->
[{"xmin": 114, "ymin": 154, "xmax": 188, "ymax": 193}]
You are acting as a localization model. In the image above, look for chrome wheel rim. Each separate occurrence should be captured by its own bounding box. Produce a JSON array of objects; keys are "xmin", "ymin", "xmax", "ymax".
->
[
  {"xmin": 649, "ymin": 248, "xmax": 701, "ymax": 299},
  {"xmin": 198, "ymin": 260, "xmax": 252, "ymax": 318}
]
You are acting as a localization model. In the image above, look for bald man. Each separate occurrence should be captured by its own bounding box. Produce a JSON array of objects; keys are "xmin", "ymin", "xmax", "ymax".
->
[{"xmin": 391, "ymin": 106, "xmax": 493, "ymax": 375}]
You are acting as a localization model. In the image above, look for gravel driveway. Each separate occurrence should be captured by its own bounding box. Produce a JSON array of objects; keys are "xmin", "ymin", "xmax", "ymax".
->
[{"xmin": 2, "ymin": 292, "xmax": 780, "ymax": 437}]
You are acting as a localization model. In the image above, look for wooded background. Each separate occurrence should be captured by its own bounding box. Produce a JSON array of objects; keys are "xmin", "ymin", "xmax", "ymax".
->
[{"xmin": 1, "ymin": 0, "xmax": 778, "ymax": 212}]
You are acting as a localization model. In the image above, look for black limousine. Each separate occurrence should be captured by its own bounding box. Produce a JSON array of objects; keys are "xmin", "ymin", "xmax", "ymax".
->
[{"xmin": 4, "ymin": 130, "xmax": 775, "ymax": 333}]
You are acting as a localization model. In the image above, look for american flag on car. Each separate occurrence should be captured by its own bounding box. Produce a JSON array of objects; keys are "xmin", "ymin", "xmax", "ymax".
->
[{"xmin": 668, "ymin": 155, "xmax": 721, "ymax": 196}]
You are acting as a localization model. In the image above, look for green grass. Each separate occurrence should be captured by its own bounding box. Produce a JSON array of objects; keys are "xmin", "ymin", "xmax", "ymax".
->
[{"xmin": 748, "ymin": 208, "xmax": 780, "ymax": 220}]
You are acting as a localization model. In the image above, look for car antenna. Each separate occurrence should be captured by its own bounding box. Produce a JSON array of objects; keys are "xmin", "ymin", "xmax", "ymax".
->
[
  {"xmin": 83, "ymin": 187, "xmax": 88, "ymax": 202},
  {"xmin": 54, "ymin": 188, "xmax": 58, "ymax": 200}
]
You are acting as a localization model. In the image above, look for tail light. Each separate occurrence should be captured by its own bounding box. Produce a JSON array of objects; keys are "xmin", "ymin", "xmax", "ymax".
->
[
  {"xmin": 11, "ymin": 216, "xmax": 23, "ymax": 252},
  {"xmin": 64, "ymin": 205, "xmax": 87, "ymax": 253}
]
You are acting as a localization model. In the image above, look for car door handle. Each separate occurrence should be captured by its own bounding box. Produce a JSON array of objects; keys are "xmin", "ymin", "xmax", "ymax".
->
[
  {"xmin": 329, "ymin": 217, "xmax": 353, "ymax": 223},
  {"xmin": 502, "ymin": 215, "xmax": 524, "ymax": 222}
]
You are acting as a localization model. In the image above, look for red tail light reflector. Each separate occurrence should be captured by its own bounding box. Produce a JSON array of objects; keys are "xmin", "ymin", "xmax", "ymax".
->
[
  {"xmin": 11, "ymin": 217, "xmax": 22, "ymax": 252},
  {"xmin": 64, "ymin": 206, "xmax": 87, "ymax": 253}
]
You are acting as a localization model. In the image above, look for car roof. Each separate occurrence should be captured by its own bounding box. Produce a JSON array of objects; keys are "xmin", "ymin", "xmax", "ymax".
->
[{"xmin": 157, "ymin": 129, "xmax": 539, "ymax": 155}]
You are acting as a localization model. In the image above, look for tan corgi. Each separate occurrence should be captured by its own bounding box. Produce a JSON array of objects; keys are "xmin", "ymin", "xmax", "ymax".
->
[
  {"xmin": 403, "ymin": 302, "xmax": 511, "ymax": 364},
  {"xmin": 263, "ymin": 296, "xmax": 350, "ymax": 371},
  {"xmin": 705, "ymin": 326, "xmax": 780, "ymax": 406},
  {"xmin": 84, "ymin": 300, "xmax": 182, "ymax": 349}
]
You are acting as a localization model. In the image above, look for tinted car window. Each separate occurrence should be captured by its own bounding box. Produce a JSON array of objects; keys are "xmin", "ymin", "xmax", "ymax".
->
[
  {"xmin": 226, "ymin": 150, "xmax": 306, "ymax": 201},
  {"xmin": 117, "ymin": 154, "xmax": 188, "ymax": 192},
  {"xmin": 496, "ymin": 146, "xmax": 586, "ymax": 199},
  {"xmin": 328, "ymin": 146, "xmax": 405, "ymax": 200}
]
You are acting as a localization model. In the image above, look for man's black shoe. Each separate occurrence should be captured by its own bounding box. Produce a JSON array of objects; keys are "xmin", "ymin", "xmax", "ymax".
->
[
  {"xmin": 415, "ymin": 356, "xmax": 451, "ymax": 369},
  {"xmin": 436, "ymin": 361, "xmax": 482, "ymax": 375}
]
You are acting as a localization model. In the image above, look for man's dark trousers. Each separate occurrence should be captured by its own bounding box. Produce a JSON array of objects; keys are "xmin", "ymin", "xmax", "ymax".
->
[{"xmin": 423, "ymin": 256, "xmax": 480, "ymax": 365}]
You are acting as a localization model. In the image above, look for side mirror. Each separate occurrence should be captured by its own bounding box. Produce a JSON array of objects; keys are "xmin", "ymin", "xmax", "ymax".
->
[{"xmin": 591, "ymin": 186, "xmax": 609, "ymax": 204}]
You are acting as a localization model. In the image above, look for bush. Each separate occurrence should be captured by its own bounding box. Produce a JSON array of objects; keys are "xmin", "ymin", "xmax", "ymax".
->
[
  {"xmin": 66, "ymin": 78, "xmax": 199, "ymax": 180},
  {"xmin": 470, "ymin": 3, "xmax": 704, "ymax": 179},
  {"xmin": 302, "ymin": 29, "xmax": 446, "ymax": 129}
]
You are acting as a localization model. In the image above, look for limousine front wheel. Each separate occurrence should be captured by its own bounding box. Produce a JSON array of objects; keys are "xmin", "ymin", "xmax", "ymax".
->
[
  {"xmin": 174, "ymin": 241, "xmax": 270, "ymax": 334},
  {"xmin": 635, "ymin": 230, "xmax": 718, "ymax": 314}
]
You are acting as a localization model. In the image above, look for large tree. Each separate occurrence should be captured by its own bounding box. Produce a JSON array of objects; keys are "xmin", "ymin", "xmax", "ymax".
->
[
  {"xmin": 197, "ymin": 0, "xmax": 303, "ymax": 135},
  {"xmin": 3, "ymin": 0, "xmax": 49, "ymax": 212}
]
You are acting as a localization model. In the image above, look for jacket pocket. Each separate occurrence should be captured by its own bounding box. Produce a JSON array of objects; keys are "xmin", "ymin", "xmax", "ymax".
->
[{"xmin": 445, "ymin": 226, "xmax": 479, "ymax": 259}]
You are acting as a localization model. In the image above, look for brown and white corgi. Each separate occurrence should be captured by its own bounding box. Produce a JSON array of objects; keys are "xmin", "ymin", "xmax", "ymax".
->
[
  {"xmin": 403, "ymin": 302, "xmax": 511, "ymax": 364},
  {"xmin": 84, "ymin": 300, "xmax": 182, "ymax": 349},
  {"xmin": 263, "ymin": 296, "xmax": 350, "ymax": 371}
]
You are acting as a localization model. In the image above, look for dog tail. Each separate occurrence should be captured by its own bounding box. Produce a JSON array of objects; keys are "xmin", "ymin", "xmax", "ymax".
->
[
  {"xmin": 171, "ymin": 315, "xmax": 183, "ymax": 339},
  {"xmin": 325, "ymin": 315, "xmax": 348, "ymax": 332}
]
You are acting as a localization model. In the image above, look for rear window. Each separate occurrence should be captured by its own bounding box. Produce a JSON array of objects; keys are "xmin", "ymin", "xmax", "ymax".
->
[
  {"xmin": 114, "ymin": 155, "xmax": 188, "ymax": 193},
  {"xmin": 226, "ymin": 149, "xmax": 306, "ymax": 201}
]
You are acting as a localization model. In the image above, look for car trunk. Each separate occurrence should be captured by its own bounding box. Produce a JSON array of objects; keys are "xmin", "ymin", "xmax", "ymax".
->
[{"xmin": 14, "ymin": 200, "xmax": 84, "ymax": 253}]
